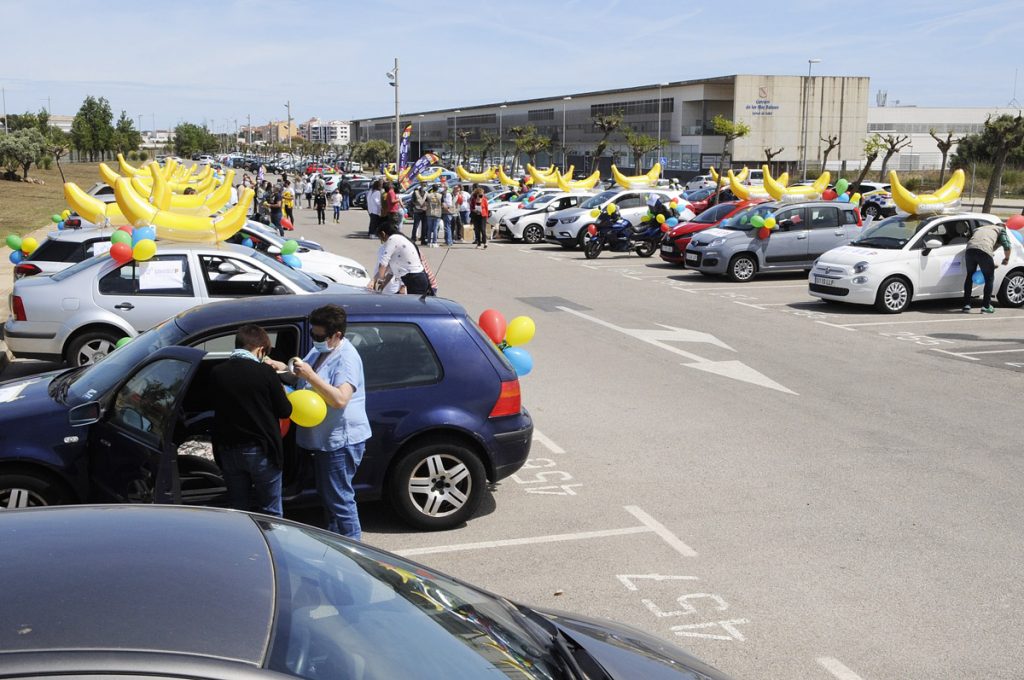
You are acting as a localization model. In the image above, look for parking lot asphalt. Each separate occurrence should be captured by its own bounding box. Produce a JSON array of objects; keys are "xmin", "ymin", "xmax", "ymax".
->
[{"xmin": 6, "ymin": 201, "xmax": 1024, "ymax": 679}]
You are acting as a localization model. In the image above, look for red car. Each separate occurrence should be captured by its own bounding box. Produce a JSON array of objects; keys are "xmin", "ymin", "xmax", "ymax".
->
[{"xmin": 659, "ymin": 199, "xmax": 766, "ymax": 265}]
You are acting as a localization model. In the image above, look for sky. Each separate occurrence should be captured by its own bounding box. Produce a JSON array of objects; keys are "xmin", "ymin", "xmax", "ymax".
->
[{"xmin": 1, "ymin": 0, "xmax": 1021, "ymax": 131}]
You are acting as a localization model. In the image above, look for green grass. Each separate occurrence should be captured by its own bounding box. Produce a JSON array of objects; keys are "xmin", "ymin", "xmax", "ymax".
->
[{"xmin": 0, "ymin": 162, "xmax": 103, "ymax": 238}]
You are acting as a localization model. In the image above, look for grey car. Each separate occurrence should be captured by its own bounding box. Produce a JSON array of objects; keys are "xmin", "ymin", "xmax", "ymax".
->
[{"xmin": 685, "ymin": 200, "xmax": 863, "ymax": 282}]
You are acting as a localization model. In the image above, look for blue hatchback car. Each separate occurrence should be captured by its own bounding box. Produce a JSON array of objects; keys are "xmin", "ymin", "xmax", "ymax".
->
[{"xmin": 0, "ymin": 293, "xmax": 533, "ymax": 530}]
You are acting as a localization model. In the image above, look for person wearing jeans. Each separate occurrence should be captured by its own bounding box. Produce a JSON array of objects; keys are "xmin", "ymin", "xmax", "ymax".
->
[
  {"xmin": 962, "ymin": 220, "xmax": 1012, "ymax": 313},
  {"xmin": 210, "ymin": 325, "xmax": 293, "ymax": 516},
  {"xmin": 292, "ymin": 304, "xmax": 372, "ymax": 539}
]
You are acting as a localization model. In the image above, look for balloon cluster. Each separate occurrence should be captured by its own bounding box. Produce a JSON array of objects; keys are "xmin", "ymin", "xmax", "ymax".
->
[
  {"xmin": 280, "ymin": 239, "xmax": 301, "ymax": 268},
  {"xmin": 821, "ymin": 178, "xmax": 861, "ymax": 204},
  {"xmin": 749, "ymin": 214, "xmax": 778, "ymax": 240},
  {"xmin": 1007, "ymin": 215, "xmax": 1024, "ymax": 244},
  {"xmin": 639, "ymin": 199, "xmax": 688, "ymax": 232},
  {"xmin": 51, "ymin": 209, "xmax": 72, "ymax": 231},
  {"xmin": 5, "ymin": 234, "xmax": 38, "ymax": 264},
  {"xmin": 586, "ymin": 204, "xmax": 620, "ymax": 236},
  {"xmin": 288, "ymin": 388, "xmax": 327, "ymax": 427},
  {"xmin": 241, "ymin": 237, "xmax": 254, "ymax": 248},
  {"xmin": 109, "ymin": 225, "xmax": 157, "ymax": 265},
  {"xmin": 478, "ymin": 309, "xmax": 537, "ymax": 377}
]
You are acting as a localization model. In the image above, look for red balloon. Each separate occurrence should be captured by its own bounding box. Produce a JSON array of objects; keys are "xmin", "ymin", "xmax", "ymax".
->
[
  {"xmin": 587, "ymin": 224, "xmax": 597, "ymax": 236},
  {"xmin": 110, "ymin": 242, "xmax": 133, "ymax": 264},
  {"xmin": 758, "ymin": 227, "xmax": 771, "ymax": 240},
  {"xmin": 281, "ymin": 217, "xmax": 294, "ymax": 231},
  {"xmin": 660, "ymin": 224, "xmax": 670, "ymax": 233},
  {"xmin": 1007, "ymin": 214, "xmax": 1024, "ymax": 230},
  {"xmin": 117, "ymin": 225, "xmax": 134, "ymax": 234},
  {"xmin": 478, "ymin": 309, "xmax": 507, "ymax": 344},
  {"xmin": 822, "ymin": 189, "xmax": 838, "ymax": 201},
  {"xmin": 279, "ymin": 418, "xmax": 291, "ymax": 437}
]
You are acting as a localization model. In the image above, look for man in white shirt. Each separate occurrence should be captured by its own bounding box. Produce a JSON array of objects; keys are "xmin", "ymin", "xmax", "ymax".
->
[{"xmin": 366, "ymin": 180, "xmax": 383, "ymax": 238}]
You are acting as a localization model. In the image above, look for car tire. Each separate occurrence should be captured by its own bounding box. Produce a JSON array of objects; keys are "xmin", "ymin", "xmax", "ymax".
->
[
  {"xmin": 727, "ymin": 254, "xmax": 757, "ymax": 282},
  {"xmin": 66, "ymin": 329, "xmax": 122, "ymax": 367},
  {"xmin": 522, "ymin": 224, "xmax": 544, "ymax": 244},
  {"xmin": 875, "ymin": 276, "xmax": 912, "ymax": 313},
  {"xmin": 998, "ymin": 269, "xmax": 1024, "ymax": 307},
  {"xmin": 0, "ymin": 471, "xmax": 70, "ymax": 509},
  {"xmin": 863, "ymin": 203, "xmax": 880, "ymax": 220},
  {"xmin": 576, "ymin": 227, "xmax": 591, "ymax": 249},
  {"xmin": 389, "ymin": 441, "xmax": 486, "ymax": 531}
]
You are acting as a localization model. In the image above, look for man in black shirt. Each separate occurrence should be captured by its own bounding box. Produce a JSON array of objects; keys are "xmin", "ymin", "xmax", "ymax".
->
[{"xmin": 210, "ymin": 325, "xmax": 292, "ymax": 516}]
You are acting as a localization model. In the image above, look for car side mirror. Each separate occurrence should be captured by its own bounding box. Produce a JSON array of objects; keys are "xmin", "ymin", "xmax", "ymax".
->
[
  {"xmin": 777, "ymin": 219, "xmax": 793, "ymax": 231},
  {"xmin": 272, "ymin": 284, "xmax": 290, "ymax": 295},
  {"xmin": 218, "ymin": 262, "xmax": 243, "ymax": 275},
  {"xmin": 68, "ymin": 401, "xmax": 102, "ymax": 427},
  {"xmin": 267, "ymin": 246, "xmax": 281, "ymax": 255},
  {"xmin": 546, "ymin": 204, "xmax": 557, "ymax": 211},
  {"xmin": 923, "ymin": 238, "xmax": 943, "ymax": 252}
]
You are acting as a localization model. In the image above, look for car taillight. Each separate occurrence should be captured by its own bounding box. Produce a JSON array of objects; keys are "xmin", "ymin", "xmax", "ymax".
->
[
  {"xmin": 14, "ymin": 263, "xmax": 41, "ymax": 279},
  {"xmin": 489, "ymin": 379, "xmax": 521, "ymax": 418},
  {"xmin": 11, "ymin": 295, "xmax": 26, "ymax": 321},
  {"xmin": 854, "ymin": 208, "xmax": 862, "ymax": 226},
  {"xmin": 64, "ymin": 218, "xmax": 81, "ymax": 228}
]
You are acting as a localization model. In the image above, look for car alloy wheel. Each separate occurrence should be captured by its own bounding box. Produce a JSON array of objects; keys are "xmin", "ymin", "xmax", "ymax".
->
[
  {"xmin": 408, "ymin": 453, "xmax": 472, "ymax": 518},
  {"xmin": 876, "ymin": 277, "xmax": 910, "ymax": 313},
  {"xmin": 729, "ymin": 255, "xmax": 757, "ymax": 282},
  {"xmin": 0, "ymin": 473, "xmax": 67, "ymax": 509},
  {"xmin": 999, "ymin": 271, "xmax": 1024, "ymax": 307},
  {"xmin": 0, "ymin": 487, "xmax": 48, "ymax": 509},
  {"xmin": 391, "ymin": 442, "xmax": 486, "ymax": 530},
  {"xmin": 863, "ymin": 204, "xmax": 880, "ymax": 220},
  {"xmin": 522, "ymin": 224, "xmax": 544, "ymax": 244},
  {"xmin": 67, "ymin": 330, "xmax": 120, "ymax": 367}
]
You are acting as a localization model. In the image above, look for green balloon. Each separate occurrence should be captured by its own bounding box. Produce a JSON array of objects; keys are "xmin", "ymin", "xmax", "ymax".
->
[
  {"xmin": 750, "ymin": 215, "xmax": 766, "ymax": 228},
  {"xmin": 115, "ymin": 337, "xmax": 132, "ymax": 349},
  {"xmin": 110, "ymin": 230, "xmax": 132, "ymax": 245},
  {"xmin": 6, "ymin": 234, "xmax": 22, "ymax": 251},
  {"xmin": 835, "ymin": 178, "xmax": 849, "ymax": 194},
  {"xmin": 51, "ymin": 214, "xmax": 62, "ymax": 223},
  {"xmin": 281, "ymin": 239, "xmax": 299, "ymax": 255}
]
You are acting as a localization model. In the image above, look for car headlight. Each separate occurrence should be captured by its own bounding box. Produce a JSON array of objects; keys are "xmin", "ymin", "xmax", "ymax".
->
[
  {"xmin": 853, "ymin": 261, "xmax": 869, "ymax": 274},
  {"xmin": 510, "ymin": 216, "xmax": 520, "ymax": 225},
  {"xmin": 560, "ymin": 216, "xmax": 580, "ymax": 224},
  {"xmin": 340, "ymin": 265, "xmax": 367, "ymax": 280},
  {"xmin": 709, "ymin": 238, "xmax": 725, "ymax": 247}
]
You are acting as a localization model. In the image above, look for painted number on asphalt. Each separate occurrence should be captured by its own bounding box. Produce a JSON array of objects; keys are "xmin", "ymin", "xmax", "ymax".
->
[{"xmin": 616, "ymin": 573, "xmax": 748, "ymax": 642}]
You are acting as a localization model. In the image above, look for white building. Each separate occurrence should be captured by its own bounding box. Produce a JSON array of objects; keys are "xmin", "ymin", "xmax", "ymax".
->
[
  {"xmin": 141, "ymin": 129, "xmax": 175, "ymax": 150},
  {"xmin": 300, "ymin": 118, "xmax": 351, "ymax": 146}
]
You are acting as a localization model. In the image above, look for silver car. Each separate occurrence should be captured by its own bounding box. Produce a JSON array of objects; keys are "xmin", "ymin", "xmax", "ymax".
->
[{"xmin": 4, "ymin": 243, "xmax": 347, "ymax": 366}]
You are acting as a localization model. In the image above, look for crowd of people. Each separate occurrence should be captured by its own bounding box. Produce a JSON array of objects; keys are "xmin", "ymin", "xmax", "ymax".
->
[{"xmin": 242, "ymin": 169, "xmax": 354, "ymax": 232}]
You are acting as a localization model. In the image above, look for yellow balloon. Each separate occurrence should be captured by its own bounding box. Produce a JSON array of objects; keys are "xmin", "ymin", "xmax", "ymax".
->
[
  {"xmin": 21, "ymin": 237, "xmax": 38, "ymax": 254},
  {"xmin": 606, "ymin": 204, "xmax": 617, "ymax": 214},
  {"xmin": 590, "ymin": 209, "xmax": 600, "ymax": 218},
  {"xmin": 656, "ymin": 214, "xmax": 666, "ymax": 224},
  {"xmin": 505, "ymin": 316, "xmax": 536, "ymax": 347},
  {"xmin": 851, "ymin": 193, "xmax": 862, "ymax": 203},
  {"xmin": 763, "ymin": 217, "xmax": 777, "ymax": 229},
  {"xmin": 61, "ymin": 209, "xmax": 71, "ymax": 220},
  {"xmin": 288, "ymin": 389, "xmax": 327, "ymax": 427},
  {"xmin": 132, "ymin": 239, "xmax": 157, "ymax": 261}
]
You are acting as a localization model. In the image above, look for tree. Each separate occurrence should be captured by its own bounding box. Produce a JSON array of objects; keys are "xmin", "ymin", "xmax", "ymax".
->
[
  {"xmin": 508, "ymin": 125, "xmax": 528, "ymax": 173},
  {"xmin": 764, "ymin": 147, "xmax": 784, "ymax": 174},
  {"xmin": 456, "ymin": 129, "xmax": 471, "ymax": 167},
  {"xmin": 709, "ymin": 114, "xmax": 750, "ymax": 203},
  {"xmin": 592, "ymin": 111, "xmax": 624, "ymax": 169},
  {"xmin": 512, "ymin": 126, "xmax": 551, "ymax": 167},
  {"xmin": 70, "ymin": 95, "xmax": 114, "ymax": 161},
  {"xmin": 877, "ymin": 134, "xmax": 910, "ymax": 180},
  {"xmin": 621, "ymin": 126, "xmax": 661, "ymax": 174},
  {"xmin": 978, "ymin": 114, "xmax": 1024, "ymax": 212},
  {"xmin": 0, "ymin": 128, "xmax": 46, "ymax": 179},
  {"xmin": 173, "ymin": 122, "xmax": 219, "ymax": 158},
  {"xmin": 929, "ymin": 129, "xmax": 966, "ymax": 185},
  {"xmin": 47, "ymin": 127, "xmax": 71, "ymax": 182},
  {"xmin": 820, "ymin": 134, "xmax": 840, "ymax": 170},
  {"xmin": 352, "ymin": 139, "xmax": 395, "ymax": 170},
  {"xmin": 851, "ymin": 134, "xmax": 885, "ymax": 193},
  {"xmin": 111, "ymin": 111, "xmax": 142, "ymax": 154},
  {"xmin": 479, "ymin": 130, "xmax": 498, "ymax": 167}
]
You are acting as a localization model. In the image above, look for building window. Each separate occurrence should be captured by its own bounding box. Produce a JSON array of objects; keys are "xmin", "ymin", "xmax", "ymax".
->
[
  {"xmin": 528, "ymin": 109, "xmax": 555, "ymax": 121},
  {"xmin": 591, "ymin": 98, "xmax": 674, "ymax": 118}
]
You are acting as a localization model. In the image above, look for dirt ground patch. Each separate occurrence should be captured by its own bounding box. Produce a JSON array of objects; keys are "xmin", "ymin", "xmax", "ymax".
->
[{"xmin": 0, "ymin": 163, "xmax": 102, "ymax": 238}]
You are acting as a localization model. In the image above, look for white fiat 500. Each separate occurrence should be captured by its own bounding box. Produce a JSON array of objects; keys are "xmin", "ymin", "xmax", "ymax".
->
[{"xmin": 809, "ymin": 212, "xmax": 1024, "ymax": 313}]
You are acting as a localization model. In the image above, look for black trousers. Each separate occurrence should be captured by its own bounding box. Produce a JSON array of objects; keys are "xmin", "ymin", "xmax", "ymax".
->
[
  {"xmin": 964, "ymin": 248, "xmax": 995, "ymax": 307},
  {"xmin": 472, "ymin": 214, "xmax": 487, "ymax": 245}
]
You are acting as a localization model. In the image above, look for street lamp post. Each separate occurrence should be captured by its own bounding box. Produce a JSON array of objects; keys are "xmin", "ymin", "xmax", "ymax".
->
[
  {"xmin": 453, "ymin": 109, "xmax": 461, "ymax": 166},
  {"xmin": 417, "ymin": 114, "xmax": 424, "ymax": 157},
  {"xmin": 284, "ymin": 100, "xmax": 292, "ymax": 152},
  {"xmin": 499, "ymin": 104, "xmax": 507, "ymax": 169},
  {"xmin": 562, "ymin": 96, "xmax": 571, "ymax": 169},
  {"xmin": 387, "ymin": 58, "xmax": 399, "ymax": 176},
  {"xmin": 657, "ymin": 82, "xmax": 668, "ymax": 175},
  {"xmin": 801, "ymin": 58, "xmax": 821, "ymax": 181}
]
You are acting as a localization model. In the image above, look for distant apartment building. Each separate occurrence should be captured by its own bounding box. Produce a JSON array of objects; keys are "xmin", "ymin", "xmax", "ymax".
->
[
  {"xmin": 141, "ymin": 129, "xmax": 175, "ymax": 150},
  {"xmin": 48, "ymin": 115, "xmax": 74, "ymax": 134},
  {"xmin": 299, "ymin": 118, "xmax": 352, "ymax": 146},
  {"xmin": 240, "ymin": 120, "xmax": 299, "ymax": 146}
]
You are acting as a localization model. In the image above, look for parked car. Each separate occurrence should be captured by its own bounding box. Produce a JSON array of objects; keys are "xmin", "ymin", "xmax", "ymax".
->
[
  {"xmin": 809, "ymin": 212, "xmax": 1024, "ymax": 313},
  {"xmin": 685, "ymin": 200, "xmax": 863, "ymax": 282},
  {"xmin": 681, "ymin": 187, "xmax": 737, "ymax": 215},
  {"xmin": 3, "ymin": 243, "xmax": 351, "ymax": 366},
  {"xmin": 684, "ymin": 174, "xmax": 717, "ymax": 192},
  {"xmin": 488, "ymin": 188, "xmax": 561, "ymax": 228},
  {"xmin": 0, "ymin": 505, "xmax": 732, "ymax": 678},
  {"xmin": 660, "ymin": 200, "xmax": 763, "ymax": 265},
  {"xmin": 0, "ymin": 291, "xmax": 533, "ymax": 529},
  {"xmin": 544, "ymin": 188, "xmax": 684, "ymax": 249},
  {"xmin": 859, "ymin": 186, "xmax": 896, "ymax": 221},
  {"xmin": 499, "ymin": 191, "xmax": 595, "ymax": 244}
]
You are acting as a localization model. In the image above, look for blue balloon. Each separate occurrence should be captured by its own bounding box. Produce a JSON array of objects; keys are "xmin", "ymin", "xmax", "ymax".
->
[
  {"xmin": 241, "ymin": 238, "xmax": 254, "ymax": 248},
  {"xmin": 1013, "ymin": 230, "xmax": 1024, "ymax": 244},
  {"xmin": 283, "ymin": 254, "xmax": 302, "ymax": 268},
  {"xmin": 972, "ymin": 270, "xmax": 986, "ymax": 285},
  {"xmin": 838, "ymin": 193, "xmax": 851, "ymax": 203},
  {"xmin": 666, "ymin": 217, "xmax": 679, "ymax": 227},
  {"xmin": 503, "ymin": 346, "xmax": 533, "ymax": 377},
  {"xmin": 57, "ymin": 220, "xmax": 65, "ymax": 230},
  {"xmin": 9, "ymin": 250, "xmax": 23, "ymax": 264},
  {"xmin": 132, "ymin": 226, "xmax": 155, "ymax": 245}
]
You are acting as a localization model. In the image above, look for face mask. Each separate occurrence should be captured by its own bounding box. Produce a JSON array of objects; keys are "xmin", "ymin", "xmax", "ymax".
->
[{"xmin": 312, "ymin": 340, "xmax": 332, "ymax": 353}]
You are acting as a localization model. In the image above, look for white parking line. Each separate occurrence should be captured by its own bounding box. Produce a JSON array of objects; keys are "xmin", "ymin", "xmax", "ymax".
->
[
  {"xmin": 837, "ymin": 315, "xmax": 1024, "ymax": 327},
  {"xmin": 624, "ymin": 505, "xmax": 698, "ymax": 557},
  {"xmin": 816, "ymin": 321, "xmax": 858, "ymax": 331},
  {"xmin": 684, "ymin": 283, "xmax": 808, "ymax": 292},
  {"xmin": 929, "ymin": 348, "xmax": 980, "ymax": 360},
  {"xmin": 817, "ymin": 657, "xmax": 867, "ymax": 680},
  {"xmin": 959, "ymin": 347, "xmax": 1024, "ymax": 355},
  {"xmin": 532, "ymin": 429, "xmax": 566, "ymax": 454},
  {"xmin": 395, "ymin": 526, "xmax": 653, "ymax": 557}
]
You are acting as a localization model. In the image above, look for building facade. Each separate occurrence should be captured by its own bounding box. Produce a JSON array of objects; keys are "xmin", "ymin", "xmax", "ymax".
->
[
  {"xmin": 299, "ymin": 118, "xmax": 351, "ymax": 146},
  {"xmin": 240, "ymin": 120, "xmax": 298, "ymax": 146}
]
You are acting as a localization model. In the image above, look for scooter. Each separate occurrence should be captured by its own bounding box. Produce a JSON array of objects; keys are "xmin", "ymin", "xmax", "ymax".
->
[{"xmin": 630, "ymin": 220, "xmax": 663, "ymax": 258}]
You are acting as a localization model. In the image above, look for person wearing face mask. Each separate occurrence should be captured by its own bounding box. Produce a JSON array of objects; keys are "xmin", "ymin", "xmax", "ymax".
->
[
  {"xmin": 210, "ymin": 325, "xmax": 293, "ymax": 517},
  {"xmin": 291, "ymin": 304, "xmax": 372, "ymax": 539}
]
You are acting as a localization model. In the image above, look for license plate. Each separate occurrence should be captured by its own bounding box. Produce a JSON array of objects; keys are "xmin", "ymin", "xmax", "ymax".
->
[
  {"xmin": 685, "ymin": 252, "xmax": 698, "ymax": 263},
  {"xmin": 661, "ymin": 245, "xmax": 674, "ymax": 253},
  {"xmin": 813, "ymin": 276, "xmax": 834, "ymax": 286}
]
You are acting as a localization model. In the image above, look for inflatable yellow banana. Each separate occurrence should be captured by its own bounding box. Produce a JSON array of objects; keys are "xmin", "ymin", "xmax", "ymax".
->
[
  {"xmin": 556, "ymin": 169, "xmax": 602, "ymax": 192},
  {"xmin": 134, "ymin": 171, "xmax": 217, "ymax": 194},
  {"xmin": 497, "ymin": 167, "xmax": 520, "ymax": 187},
  {"xmin": 527, "ymin": 164, "xmax": 563, "ymax": 187},
  {"xmin": 163, "ymin": 157, "xmax": 178, "ymax": 178},
  {"xmin": 383, "ymin": 166, "xmax": 399, "ymax": 181},
  {"xmin": 114, "ymin": 178, "xmax": 253, "ymax": 243},
  {"xmin": 728, "ymin": 170, "xmax": 780, "ymax": 201},
  {"xmin": 889, "ymin": 169, "xmax": 965, "ymax": 215},
  {"xmin": 64, "ymin": 182, "xmax": 129, "ymax": 225},
  {"xmin": 117, "ymin": 153, "xmax": 144, "ymax": 177},
  {"xmin": 99, "ymin": 162, "xmax": 125, "ymax": 188},
  {"xmin": 417, "ymin": 167, "xmax": 443, "ymax": 182},
  {"xmin": 456, "ymin": 165, "xmax": 496, "ymax": 182},
  {"xmin": 709, "ymin": 166, "xmax": 749, "ymax": 185},
  {"xmin": 764, "ymin": 166, "xmax": 829, "ymax": 202},
  {"xmin": 535, "ymin": 166, "xmax": 559, "ymax": 177},
  {"xmin": 144, "ymin": 164, "xmax": 234, "ymax": 213},
  {"xmin": 610, "ymin": 163, "xmax": 661, "ymax": 189}
]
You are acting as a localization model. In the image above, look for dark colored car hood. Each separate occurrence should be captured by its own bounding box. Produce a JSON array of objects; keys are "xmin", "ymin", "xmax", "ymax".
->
[{"xmin": 541, "ymin": 609, "xmax": 733, "ymax": 679}]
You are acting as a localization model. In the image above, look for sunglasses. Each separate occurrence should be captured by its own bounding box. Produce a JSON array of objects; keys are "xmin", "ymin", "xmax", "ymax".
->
[{"xmin": 310, "ymin": 330, "xmax": 332, "ymax": 342}]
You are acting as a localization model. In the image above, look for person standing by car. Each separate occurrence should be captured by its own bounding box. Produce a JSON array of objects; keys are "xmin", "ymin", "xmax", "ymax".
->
[
  {"xmin": 282, "ymin": 181, "xmax": 295, "ymax": 224},
  {"xmin": 313, "ymin": 186, "xmax": 327, "ymax": 225},
  {"xmin": 410, "ymin": 184, "xmax": 429, "ymax": 244},
  {"xmin": 210, "ymin": 325, "xmax": 293, "ymax": 517},
  {"xmin": 340, "ymin": 177, "xmax": 352, "ymax": 211},
  {"xmin": 425, "ymin": 185, "xmax": 442, "ymax": 247},
  {"xmin": 458, "ymin": 184, "xmax": 471, "ymax": 241},
  {"xmin": 304, "ymin": 177, "xmax": 313, "ymax": 209},
  {"xmin": 291, "ymin": 305, "xmax": 371, "ymax": 540},
  {"xmin": 963, "ymin": 220, "xmax": 1012, "ymax": 313},
  {"xmin": 440, "ymin": 184, "xmax": 455, "ymax": 247},
  {"xmin": 331, "ymin": 190, "xmax": 342, "ymax": 223},
  {"xmin": 366, "ymin": 180, "xmax": 383, "ymax": 238},
  {"xmin": 382, "ymin": 181, "xmax": 403, "ymax": 231},
  {"xmin": 471, "ymin": 187, "xmax": 489, "ymax": 248},
  {"xmin": 265, "ymin": 183, "xmax": 284, "ymax": 235}
]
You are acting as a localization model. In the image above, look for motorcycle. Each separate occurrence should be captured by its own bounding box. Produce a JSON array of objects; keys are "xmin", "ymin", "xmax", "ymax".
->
[{"xmin": 583, "ymin": 213, "xmax": 662, "ymax": 259}]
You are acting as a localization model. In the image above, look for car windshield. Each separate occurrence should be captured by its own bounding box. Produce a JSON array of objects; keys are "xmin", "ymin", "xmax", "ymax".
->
[
  {"xmin": 693, "ymin": 202, "xmax": 736, "ymax": 224},
  {"xmin": 853, "ymin": 215, "xmax": 932, "ymax": 249},
  {"xmin": 261, "ymin": 521, "xmax": 561, "ymax": 679},
  {"xmin": 59, "ymin": 318, "xmax": 187, "ymax": 405},
  {"xmin": 246, "ymin": 249, "xmax": 322, "ymax": 292},
  {"xmin": 580, "ymin": 190, "xmax": 618, "ymax": 209},
  {"xmin": 721, "ymin": 204, "xmax": 776, "ymax": 230}
]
